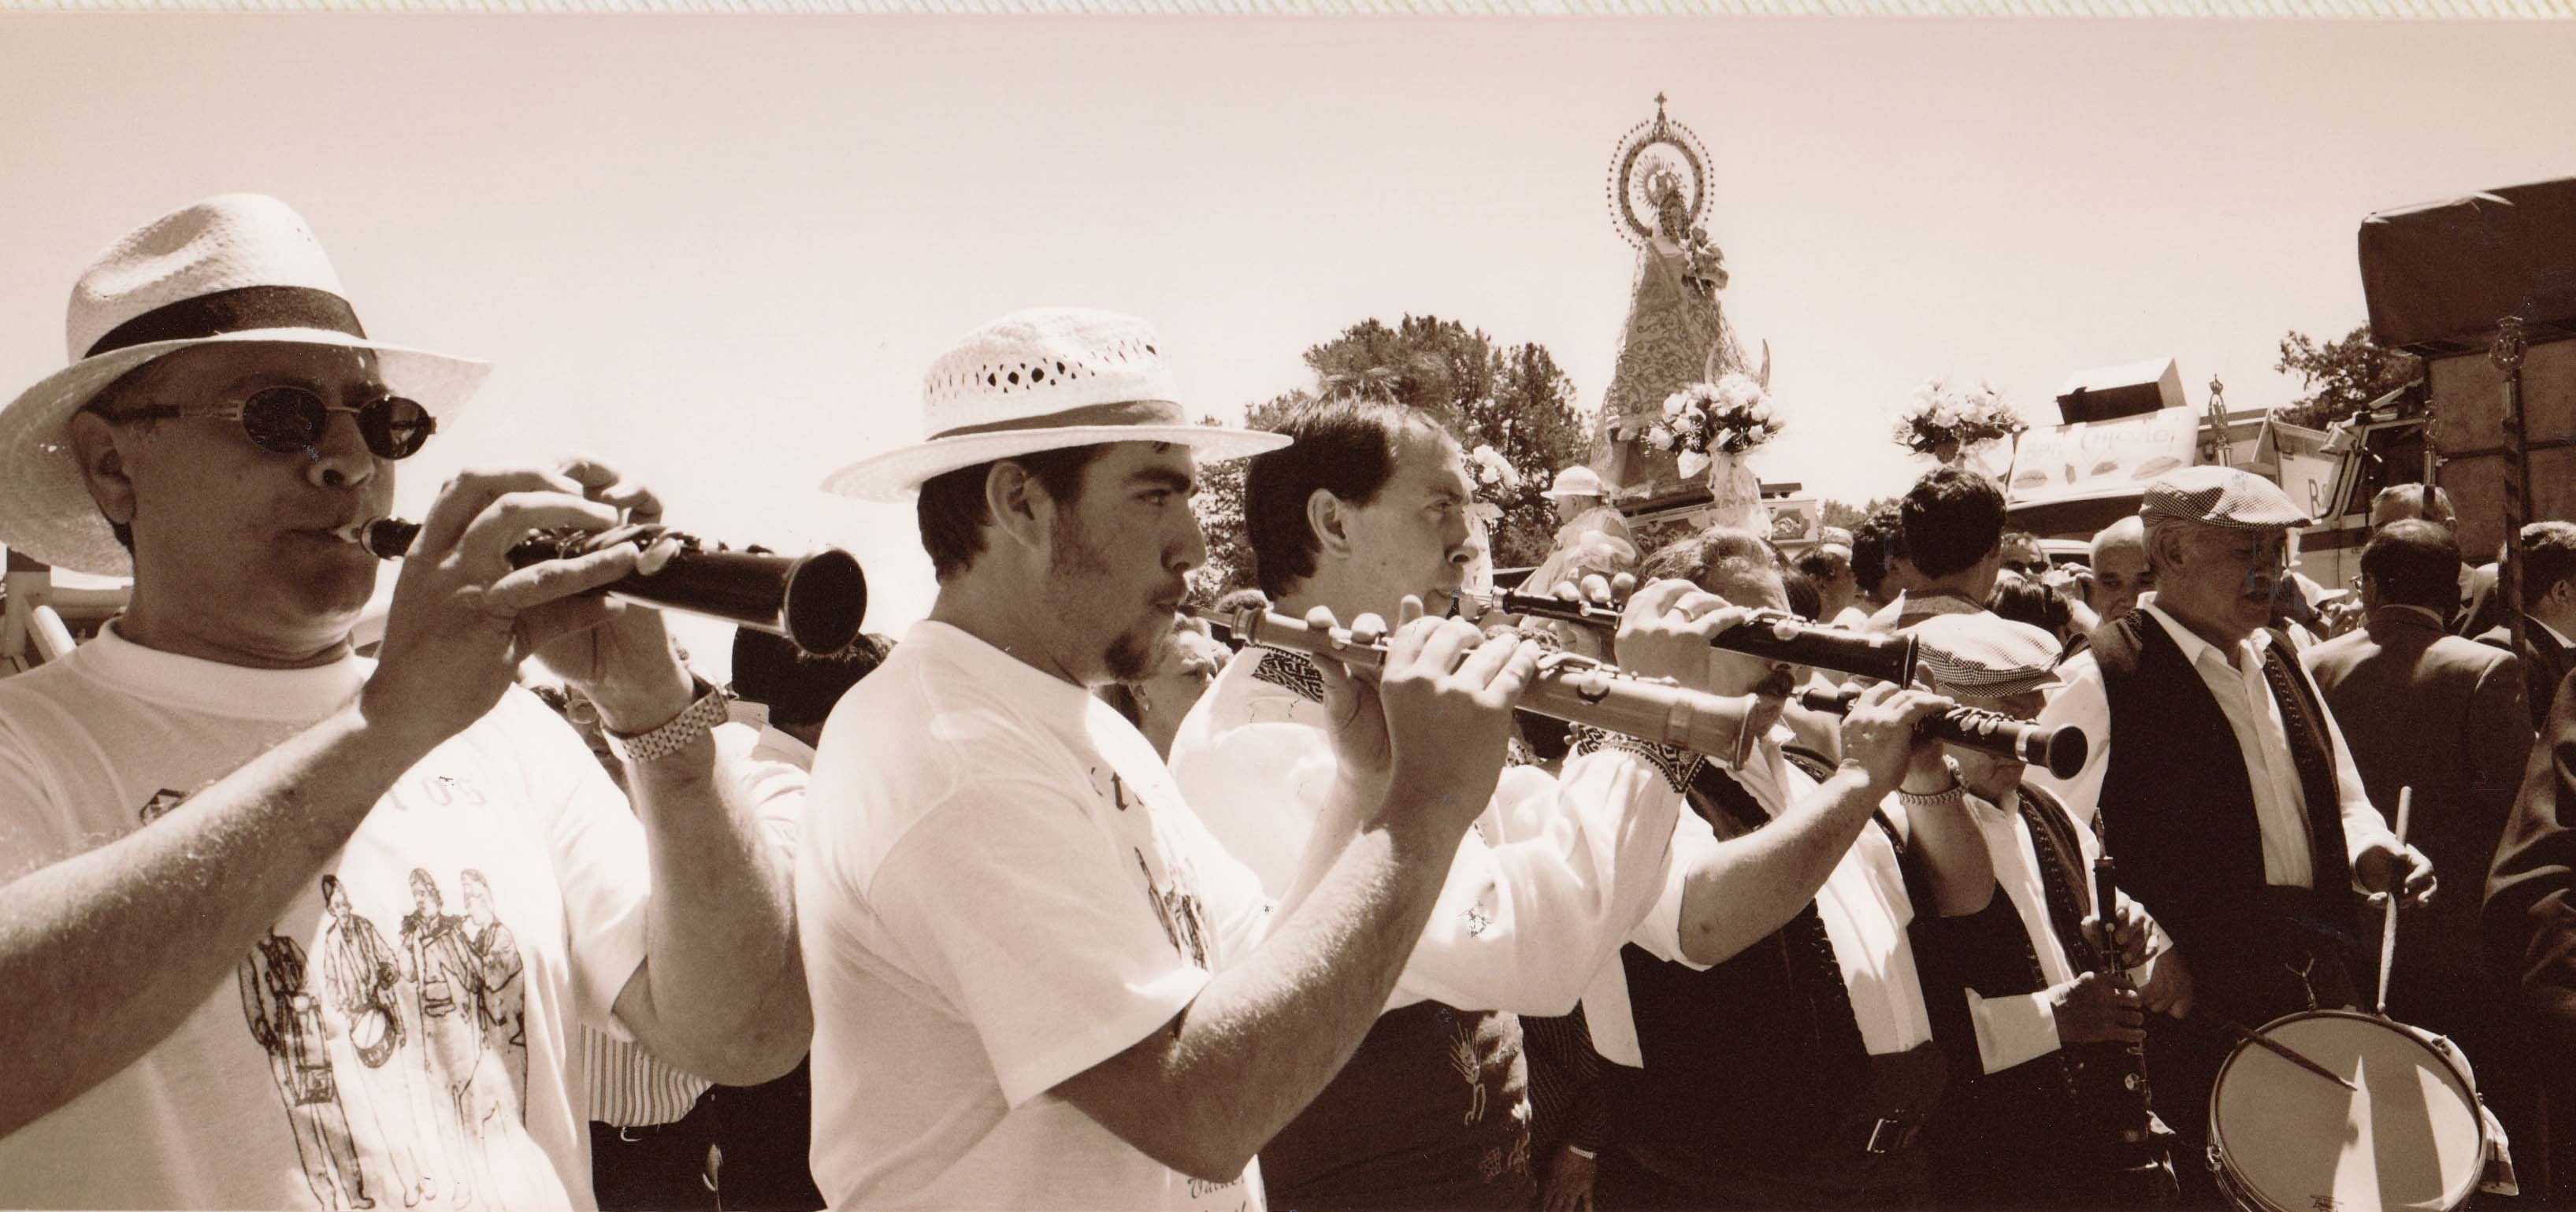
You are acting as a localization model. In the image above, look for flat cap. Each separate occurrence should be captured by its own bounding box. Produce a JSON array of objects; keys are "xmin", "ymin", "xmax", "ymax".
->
[
  {"xmin": 2139, "ymin": 465, "xmax": 2311, "ymax": 530},
  {"xmin": 1905, "ymin": 611, "xmax": 2065, "ymax": 699}
]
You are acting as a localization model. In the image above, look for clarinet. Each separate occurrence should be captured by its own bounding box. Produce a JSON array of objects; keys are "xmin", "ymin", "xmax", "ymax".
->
[{"xmin": 2091, "ymin": 855, "xmax": 2179, "ymax": 1201}]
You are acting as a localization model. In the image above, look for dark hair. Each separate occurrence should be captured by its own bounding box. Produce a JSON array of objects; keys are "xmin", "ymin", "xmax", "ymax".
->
[
  {"xmin": 1641, "ymin": 527, "xmax": 1782, "ymax": 597},
  {"xmin": 916, "ymin": 445, "xmax": 1108, "ymax": 583},
  {"xmin": 731, "ymin": 628, "xmax": 894, "ymax": 728},
  {"xmin": 1900, "ymin": 467, "xmax": 2007, "ymax": 578},
  {"xmin": 1988, "ymin": 578, "xmax": 2074, "ymax": 638},
  {"xmin": 1791, "ymin": 543, "xmax": 1851, "ymax": 584},
  {"xmin": 1780, "ymin": 569, "xmax": 1823, "ymax": 621},
  {"xmin": 2520, "ymin": 521, "xmax": 2576, "ymax": 608},
  {"xmin": 1244, "ymin": 397, "xmax": 1446, "ymax": 598},
  {"xmin": 1849, "ymin": 504, "xmax": 1907, "ymax": 596},
  {"xmin": 2000, "ymin": 530, "xmax": 2043, "ymax": 556},
  {"xmin": 2359, "ymin": 520, "xmax": 2462, "ymax": 613}
]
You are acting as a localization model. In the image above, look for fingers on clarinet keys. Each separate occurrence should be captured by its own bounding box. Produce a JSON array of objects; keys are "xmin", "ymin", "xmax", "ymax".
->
[
  {"xmin": 1612, "ymin": 579, "xmax": 1740, "ymax": 690},
  {"xmin": 1378, "ymin": 617, "xmax": 1539, "ymax": 832},
  {"xmin": 2055, "ymin": 971, "xmax": 2148, "ymax": 1045},
  {"xmin": 1843, "ymin": 684, "xmax": 1953, "ymax": 791}
]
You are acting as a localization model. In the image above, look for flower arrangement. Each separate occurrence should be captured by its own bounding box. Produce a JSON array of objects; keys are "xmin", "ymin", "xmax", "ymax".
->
[
  {"xmin": 1467, "ymin": 443, "xmax": 1522, "ymax": 492},
  {"xmin": 1891, "ymin": 379, "xmax": 2028, "ymax": 461},
  {"xmin": 1646, "ymin": 372, "xmax": 1783, "ymax": 480}
]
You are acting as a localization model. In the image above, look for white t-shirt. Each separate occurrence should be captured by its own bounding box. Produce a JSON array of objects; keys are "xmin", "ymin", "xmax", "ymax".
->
[
  {"xmin": 1169, "ymin": 647, "xmax": 1680, "ymax": 1017},
  {"xmin": 796, "ymin": 622, "xmax": 1271, "ymax": 1211},
  {"xmin": 0, "ymin": 624, "xmax": 651, "ymax": 1210}
]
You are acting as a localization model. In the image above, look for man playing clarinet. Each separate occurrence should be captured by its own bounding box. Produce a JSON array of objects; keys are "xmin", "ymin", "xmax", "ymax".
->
[{"xmin": 1164, "ymin": 395, "xmax": 1747, "ymax": 1210}]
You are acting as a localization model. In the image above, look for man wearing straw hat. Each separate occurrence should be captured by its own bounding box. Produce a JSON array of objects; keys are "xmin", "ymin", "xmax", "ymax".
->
[
  {"xmin": 804, "ymin": 306, "xmax": 1545, "ymax": 1210},
  {"xmin": 0, "ymin": 195, "xmax": 811, "ymax": 1208},
  {"xmin": 2029, "ymin": 465, "xmax": 2435, "ymax": 1201}
]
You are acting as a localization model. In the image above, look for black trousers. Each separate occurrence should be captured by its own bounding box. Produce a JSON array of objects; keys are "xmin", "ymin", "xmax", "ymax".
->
[{"xmin": 589, "ymin": 1060, "xmax": 824, "ymax": 1212}]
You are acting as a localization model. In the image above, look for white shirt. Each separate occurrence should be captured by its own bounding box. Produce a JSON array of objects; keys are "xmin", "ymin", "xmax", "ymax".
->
[
  {"xmin": 2030, "ymin": 602, "xmax": 2396, "ymax": 888},
  {"xmin": 796, "ymin": 622, "xmax": 1270, "ymax": 1211},
  {"xmin": 1629, "ymin": 735, "xmax": 1936, "ymax": 1056},
  {"xmin": 1167, "ymin": 648, "xmax": 1682, "ymax": 1023},
  {"xmin": 0, "ymin": 624, "xmax": 650, "ymax": 1210}
]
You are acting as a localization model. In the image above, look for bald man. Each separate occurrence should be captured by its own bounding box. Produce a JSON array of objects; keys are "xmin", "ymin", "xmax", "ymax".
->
[{"xmin": 2088, "ymin": 517, "xmax": 2152, "ymax": 624}]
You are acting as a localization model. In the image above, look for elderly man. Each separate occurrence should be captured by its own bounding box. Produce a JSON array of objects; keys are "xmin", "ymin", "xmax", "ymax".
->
[
  {"xmin": 2088, "ymin": 516, "xmax": 2154, "ymax": 624},
  {"xmin": 2030, "ymin": 466, "xmax": 2434, "ymax": 1203},
  {"xmin": 1166, "ymin": 395, "xmax": 1737, "ymax": 1210},
  {"xmin": 1899, "ymin": 613, "xmax": 2176, "ymax": 1209},
  {"xmin": 2303, "ymin": 520, "xmax": 2537, "ymax": 1174},
  {"xmin": 0, "ymin": 195, "xmax": 808, "ymax": 1208},
  {"xmin": 1598, "ymin": 528, "xmax": 1988, "ymax": 1211},
  {"xmin": 800, "ymin": 308, "xmax": 1543, "ymax": 1210}
]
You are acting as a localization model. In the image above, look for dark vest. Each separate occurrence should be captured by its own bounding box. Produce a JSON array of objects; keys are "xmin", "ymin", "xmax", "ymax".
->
[
  {"xmin": 1258, "ymin": 999, "xmax": 1534, "ymax": 1211},
  {"xmin": 1609, "ymin": 752, "xmax": 1944, "ymax": 1175},
  {"xmin": 2092, "ymin": 613, "xmax": 2359, "ymax": 1022},
  {"xmin": 1925, "ymin": 785, "xmax": 2148, "ymax": 1183}
]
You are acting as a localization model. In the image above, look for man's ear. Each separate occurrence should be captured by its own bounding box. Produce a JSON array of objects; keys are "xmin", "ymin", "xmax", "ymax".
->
[
  {"xmin": 985, "ymin": 459, "xmax": 1055, "ymax": 557},
  {"xmin": 65, "ymin": 410, "xmax": 138, "ymax": 529},
  {"xmin": 1305, "ymin": 488, "xmax": 1357, "ymax": 563}
]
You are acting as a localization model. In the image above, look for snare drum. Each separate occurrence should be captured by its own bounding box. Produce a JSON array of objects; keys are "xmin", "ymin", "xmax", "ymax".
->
[
  {"xmin": 2207, "ymin": 1010, "xmax": 2484, "ymax": 1212},
  {"xmin": 351, "ymin": 1006, "xmax": 397, "ymax": 1068}
]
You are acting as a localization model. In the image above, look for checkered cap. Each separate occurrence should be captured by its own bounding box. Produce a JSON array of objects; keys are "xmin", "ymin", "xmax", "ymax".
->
[
  {"xmin": 2139, "ymin": 465, "xmax": 2310, "ymax": 530},
  {"xmin": 1904, "ymin": 612, "xmax": 2064, "ymax": 699}
]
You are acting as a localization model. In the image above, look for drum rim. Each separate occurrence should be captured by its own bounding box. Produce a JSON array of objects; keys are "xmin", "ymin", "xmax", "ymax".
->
[{"xmin": 2205, "ymin": 1008, "xmax": 2484, "ymax": 1212}]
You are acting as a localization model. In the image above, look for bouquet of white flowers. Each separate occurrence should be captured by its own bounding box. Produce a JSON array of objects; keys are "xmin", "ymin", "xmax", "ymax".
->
[
  {"xmin": 1891, "ymin": 378, "xmax": 2027, "ymax": 462},
  {"xmin": 1646, "ymin": 372, "xmax": 1784, "ymax": 480}
]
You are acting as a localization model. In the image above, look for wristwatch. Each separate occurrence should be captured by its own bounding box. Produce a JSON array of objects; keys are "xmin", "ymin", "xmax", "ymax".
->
[{"xmin": 603, "ymin": 678, "xmax": 728, "ymax": 765}]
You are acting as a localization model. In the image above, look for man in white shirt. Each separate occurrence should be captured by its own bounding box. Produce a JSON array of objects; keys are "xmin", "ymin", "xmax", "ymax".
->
[
  {"xmin": 1595, "ymin": 527, "xmax": 1988, "ymax": 1210},
  {"xmin": 0, "ymin": 195, "xmax": 808, "ymax": 1209},
  {"xmin": 800, "ymin": 307, "xmax": 1545, "ymax": 1210},
  {"xmin": 1166, "ymin": 395, "xmax": 1743, "ymax": 1210},
  {"xmin": 2029, "ymin": 465, "xmax": 2434, "ymax": 1200}
]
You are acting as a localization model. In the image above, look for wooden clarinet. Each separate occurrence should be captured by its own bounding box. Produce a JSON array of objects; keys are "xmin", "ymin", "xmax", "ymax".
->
[
  {"xmin": 1197, "ymin": 603, "xmax": 1761, "ymax": 766},
  {"xmin": 2092, "ymin": 854, "xmax": 2181, "ymax": 1203}
]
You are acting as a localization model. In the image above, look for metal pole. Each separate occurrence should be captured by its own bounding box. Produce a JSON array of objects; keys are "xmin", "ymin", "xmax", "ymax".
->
[{"xmin": 2496, "ymin": 316, "xmax": 2532, "ymax": 664}]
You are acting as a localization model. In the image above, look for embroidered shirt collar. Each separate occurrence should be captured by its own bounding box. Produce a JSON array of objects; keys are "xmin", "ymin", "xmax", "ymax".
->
[{"xmin": 1247, "ymin": 646, "xmax": 1326, "ymax": 704}]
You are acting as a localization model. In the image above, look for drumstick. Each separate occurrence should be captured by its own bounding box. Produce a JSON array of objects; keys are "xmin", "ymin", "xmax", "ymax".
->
[
  {"xmin": 2376, "ymin": 786, "xmax": 2413, "ymax": 1017},
  {"xmin": 2199, "ymin": 1012, "xmax": 2359, "ymax": 1092}
]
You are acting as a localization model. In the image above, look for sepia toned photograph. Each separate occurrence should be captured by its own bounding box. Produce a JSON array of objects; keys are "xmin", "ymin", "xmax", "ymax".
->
[{"xmin": 2, "ymin": 7, "xmax": 2573, "ymax": 1210}]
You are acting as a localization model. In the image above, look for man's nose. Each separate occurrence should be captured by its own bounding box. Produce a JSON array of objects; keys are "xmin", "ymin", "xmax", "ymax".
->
[{"xmin": 306, "ymin": 410, "xmax": 377, "ymax": 491}]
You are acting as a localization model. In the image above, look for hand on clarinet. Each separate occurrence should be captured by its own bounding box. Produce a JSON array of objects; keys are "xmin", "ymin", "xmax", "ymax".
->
[
  {"xmin": 1310, "ymin": 599, "xmax": 1544, "ymax": 836},
  {"xmin": 1541, "ymin": 571, "xmax": 1635, "ymax": 658},
  {"xmin": 2081, "ymin": 896, "xmax": 2155, "ymax": 971},
  {"xmin": 1611, "ymin": 578, "xmax": 1751, "ymax": 695},
  {"xmin": 2052, "ymin": 970, "xmax": 2147, "ymax": 1046},
  {"xmin": 1835, "ymin": 681, "xmax": 1955, "ymax": 795},
  {"xmin": 366, "ymin": 456, "xmax": 665, "ymax": 747}
]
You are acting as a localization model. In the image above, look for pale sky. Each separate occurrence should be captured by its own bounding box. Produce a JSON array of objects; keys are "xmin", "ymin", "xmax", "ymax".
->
[{"xmin": 3, "ymin": 14, "xmax": 2570, "ymax": 662}]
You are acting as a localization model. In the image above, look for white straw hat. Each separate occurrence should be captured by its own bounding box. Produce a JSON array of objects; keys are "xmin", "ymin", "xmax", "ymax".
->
[
  {"xmin": 1545, "ymin": 465, "xmax": 1609, "ymax": 501},
  {"xmin": 820, "ymin": 307, "xmax": 1288, "ymax": 502},
  {"xmin": 0, "ymin": 194, "xmax": 488, "ymax": 576}
]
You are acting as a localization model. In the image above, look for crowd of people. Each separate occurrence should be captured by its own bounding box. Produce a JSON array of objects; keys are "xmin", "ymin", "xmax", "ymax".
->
[{"xmin": 5, "ymin": 192, "xmax": 2576, "ymax": 1212}]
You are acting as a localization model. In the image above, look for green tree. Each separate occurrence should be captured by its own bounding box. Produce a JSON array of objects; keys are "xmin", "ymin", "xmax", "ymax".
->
[
  {"xmin": 1190, "ymin": 392, "xmax": 1308, "ymax": 605},
  {"xmin": 2273, "ymin": 325, "xmax": 2424, "ymax": 431}
]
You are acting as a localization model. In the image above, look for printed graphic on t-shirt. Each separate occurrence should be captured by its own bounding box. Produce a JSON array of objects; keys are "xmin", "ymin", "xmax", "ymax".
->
[
  {"xmin": 1135, "ymin": 848, "xmax": 1212, "ymax": 971},
  {"xmin": 234, "ymin": 862, "xmax": 536, "ymax": 1210}
]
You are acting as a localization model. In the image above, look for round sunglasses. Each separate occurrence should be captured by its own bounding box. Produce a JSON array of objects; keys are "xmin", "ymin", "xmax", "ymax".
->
[{"xmin": 112, "ymin": 385, "xmax": 436, "ymax": 461}]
